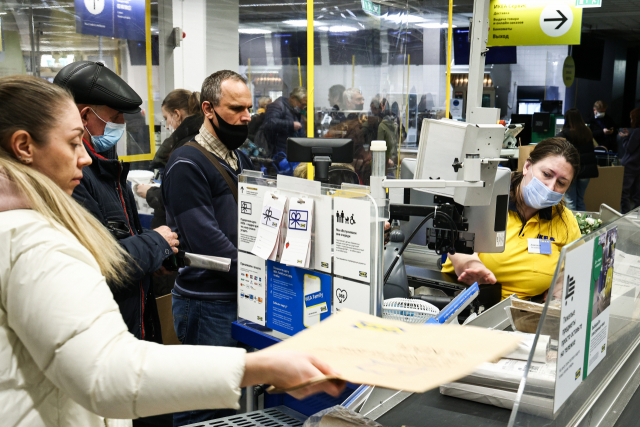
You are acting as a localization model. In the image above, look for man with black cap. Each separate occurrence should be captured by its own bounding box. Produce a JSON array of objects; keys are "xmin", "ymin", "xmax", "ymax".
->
[{"xmin": 54, "ymin": 61, "xmax": 179, "ymax": 343}]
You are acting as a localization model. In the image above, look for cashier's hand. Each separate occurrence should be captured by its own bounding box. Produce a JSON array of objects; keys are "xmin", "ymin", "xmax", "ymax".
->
[
  {"xmin": 242, "ymin": 350, "xmax": 346, "ymax": 400},
  {"xmin": 457, "ymin": 260, "xmax": 497, "ymax": 286},
  {"xmin": 136, "ymin": 183, "xmax": 152, "ymax": 199},
  {"xmin": 154, "ymin": 226, "xmax": 180, "ymax": 254},
  {"xmin": 603, "ymin": 128, "xmax": 614, "ymax": 135}
]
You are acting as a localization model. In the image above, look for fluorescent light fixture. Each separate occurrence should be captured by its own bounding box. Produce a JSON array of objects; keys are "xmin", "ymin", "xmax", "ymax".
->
[
  {"xmin": 417, "ymin": 22, "xmax": 457, "ymax": 28},
  {"xmin": 317, "ymin": 26, "xmax": 330, "ymax": 31},
  {"xmin": 329, "ymin": 25, "xmax": 358, "ymax": 32},
  {"xmin": 383, "ymin": 13, "xmax": 425, "ymax": 24},
  {"xmin": 283, "ymin": 19, "xmax": 323, "ymax": 27},
  {"xmin": 239, "ymin": 28, "xmax": 272, "ymax": 34}
]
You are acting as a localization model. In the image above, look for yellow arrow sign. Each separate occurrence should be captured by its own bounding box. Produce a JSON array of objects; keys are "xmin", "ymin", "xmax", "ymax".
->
[{"xmin": 488, "ymin": 0, "xmax": 582, "ymax": 46}]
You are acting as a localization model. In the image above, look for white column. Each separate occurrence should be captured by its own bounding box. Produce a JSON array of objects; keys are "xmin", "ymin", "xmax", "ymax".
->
[
  {"xmin": 173, "ymin": 0, "xmax": 207, "ymax": 91},
  {"xmin": 206, "ymin": 0, "xmax": 240, "ymax": 74}
]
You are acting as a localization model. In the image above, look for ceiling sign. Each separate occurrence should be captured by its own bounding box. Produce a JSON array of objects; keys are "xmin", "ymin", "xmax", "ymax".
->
[
  {"xmin": 576, "ymin": 0, "xmax": 602, "ymax": 8},
  {"xmin": 75, "ymin": 0, "xmax": 145, "ymax": 41},
  {"xmin": 487, "ymin": 0, "xmax": 582, "ymax": 46}
]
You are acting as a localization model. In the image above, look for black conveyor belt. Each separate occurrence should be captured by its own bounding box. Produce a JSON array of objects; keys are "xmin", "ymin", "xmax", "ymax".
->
[{"xmin": 376, "ymin": 388, "xmax": 512, "ymax": 427}]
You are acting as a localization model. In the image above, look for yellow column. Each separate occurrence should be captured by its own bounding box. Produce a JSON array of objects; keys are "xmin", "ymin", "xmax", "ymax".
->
[{"xmin": 306, "ymin": 3, "xmax": 315, "ymax": 180}]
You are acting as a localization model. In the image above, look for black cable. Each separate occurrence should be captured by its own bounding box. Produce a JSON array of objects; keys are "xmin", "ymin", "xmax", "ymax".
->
[
  {"xmin": 383, "ymin": 210, "xmax": 461, "ymax": 285},
  {"xmin": 384, "ymin": 212, "xmax": 434, "ymax": 284}
]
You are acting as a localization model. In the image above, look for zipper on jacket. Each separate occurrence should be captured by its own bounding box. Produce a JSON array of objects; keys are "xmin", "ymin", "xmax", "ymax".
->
[{"xmin": 116, "ymin": 166, "xmax": 146, "ymax": 340}]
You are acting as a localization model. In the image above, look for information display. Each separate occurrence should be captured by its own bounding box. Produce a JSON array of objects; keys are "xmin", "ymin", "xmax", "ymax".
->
[
  {"xmin": 75, "ymin": 0, "xmax": 145, "ymax": 41},
  {"xmin": 333, "ymin": 197, "xmax": 371, "ymax": 283},
  {"xmin": 487, "ymin": 0, "xmax": 582, "ymax": 47},
  {"xmin": 267, "ymin": 261, "xmax": 332, "ymax": 335}
]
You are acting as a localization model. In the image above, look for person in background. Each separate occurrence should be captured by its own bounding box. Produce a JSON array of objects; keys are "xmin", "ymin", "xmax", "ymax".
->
[
  {"xmin": 619, "ymin": 108, "xmax": 640, "ymax": 213},
  {"xmin": 247, "ymin": 96, "xmax": 272, "ymax": 143},
  {"xmin": 443, "ymin": 138, "xmax": 582, "ymax": 301},
  {"xmin": 261, "ymin": 87, "xmax": 306, "ymax": 156},
  {"xmin": 163, "ymin": 70, "xmax": 255, "ymax": 426},
  {"xmin": 149, "ymin": 89, "xmax": 204, "ymax": 171},
  {"xmin": 54, "ymin": 61, "xmax": 179, "ymax": 344},
  {"xmin": 138, "ymin": 89, "xmax": 204, "ymax": 226},
  {"xmin": 329, "ymin": 84, "xmax": 346, "ymax": 111},
  {"xmin": 0, "ymin": 75, "xmax": 345, "ymax": 427},
  {"xmin": 370, "ymin": 96, "xmax": 400, "ymax": 174},
  {"xmin": 588, "ymin": 100, "xmax": 617, "ymax": 152},
  {"xmin": 556, "ymin": 108, "xmax": 598, "ymax": 211},
  {"xmin": 342, "ymin": 87, "xmax": 365, "ymax": 112}
]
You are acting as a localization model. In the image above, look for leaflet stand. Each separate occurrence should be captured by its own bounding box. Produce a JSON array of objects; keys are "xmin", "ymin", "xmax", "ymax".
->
[{"xmin": 235, "ymin": 170, "xmax": 387, "ymax": 343}]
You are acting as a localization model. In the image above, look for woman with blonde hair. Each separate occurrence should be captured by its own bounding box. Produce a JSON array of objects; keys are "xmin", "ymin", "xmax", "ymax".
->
[{"xmin": 0, "ymin": 75, "xmax": 343, "ymax": 427}]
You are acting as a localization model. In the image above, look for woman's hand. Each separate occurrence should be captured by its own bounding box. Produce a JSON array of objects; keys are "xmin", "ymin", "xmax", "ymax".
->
[
  {"xmin": 448, "ymin": 253, "xmax": 497, "ymax": 285},
  {"xmin": 136, "ymin": 183, "xmax": 152, "ymax": 198},
  {"xmin": 457, "ymin": 259, "xmax": 497, "ymax": 285},
  {"xmin": 619, "ymin": 128, "xmax": 630, "ymax": 138},
  {"xmin": 242, "ymin": 350, "xmax": 346, "ymax": 400}
]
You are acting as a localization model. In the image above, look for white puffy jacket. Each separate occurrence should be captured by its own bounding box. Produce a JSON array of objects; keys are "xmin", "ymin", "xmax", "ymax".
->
[{"xmin": 0, "ymin": 176, "xmax": 246, "ymax": 427}]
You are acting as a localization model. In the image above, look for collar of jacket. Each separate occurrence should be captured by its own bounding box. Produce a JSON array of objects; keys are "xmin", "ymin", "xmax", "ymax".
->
[
  {"xmin": 508, "ymin": 199, "xmax": 553, "ymax": 221},
  {"xmin": 172, "ymin": 114, "xmax": 204, "ymax": 147},
  {"xmin": 83, "ymin": 139, "xmax": 130, "ymax": 184}
]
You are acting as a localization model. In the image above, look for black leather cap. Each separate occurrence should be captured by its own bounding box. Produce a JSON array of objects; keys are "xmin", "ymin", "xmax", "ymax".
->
[{"xmin": 54, "ymin": 61, "xmax": 142, "ymax": 114}]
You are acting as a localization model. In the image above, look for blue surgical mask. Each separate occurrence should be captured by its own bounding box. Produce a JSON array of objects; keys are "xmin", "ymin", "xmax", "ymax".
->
[
  {"xmin": 86, "ymin": 108, "xmax": 126, "ymax": 153},
  {"xmin": 522, "ymin": 174, "xmax": 564, "ymax": 209}
]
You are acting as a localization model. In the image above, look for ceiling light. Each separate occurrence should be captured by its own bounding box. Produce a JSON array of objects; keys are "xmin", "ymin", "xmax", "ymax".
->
[
  {"xmin": 417, "ymin": 23, "xmax": 457, "ymax": 28},
  {"xmin": 239, "ymin": 28, "xmax": 272, "ymax": 34},
  {"xmin": 317, "ymin": 26, "xmax": 330, "ymax": 31},
  {"xmin": 383, "ymin": 13, "xmax": 425, "ymax": 24},
  {"xmin": 283, "ymin": 19, "xmax": 323, "ymax": 27},
  {"xmin": 329, "ymin": 25, "xmax": 358, "ymax": 32}
]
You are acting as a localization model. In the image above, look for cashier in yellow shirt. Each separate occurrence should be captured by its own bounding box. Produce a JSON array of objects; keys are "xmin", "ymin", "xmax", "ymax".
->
[{"xmin": 442, "ymin": 138, "xmax": 582, "ymax": 300}]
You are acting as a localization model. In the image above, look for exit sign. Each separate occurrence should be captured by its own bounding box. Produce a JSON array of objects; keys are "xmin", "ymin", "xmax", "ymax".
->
[
  {"xmin": 576, "ymin": 0, "xmax": 601, "ymax": 8},
  {"xmin": 361, "ymin": 0, "xmax": 381, "ymax": 16}
]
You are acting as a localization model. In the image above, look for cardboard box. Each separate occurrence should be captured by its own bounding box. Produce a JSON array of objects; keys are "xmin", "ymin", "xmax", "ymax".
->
[
  {"xmin": 156, "ymin": 294, "xmax": 181, "ymax": 345},
  {"xmin": 584, "ymin": 166, "xmax": 624, "ymax": 212}
]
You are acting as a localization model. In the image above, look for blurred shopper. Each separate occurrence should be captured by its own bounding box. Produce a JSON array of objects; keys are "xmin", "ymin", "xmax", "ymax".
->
[
  {"xmin": 54, "ymin": 61, "xmax": 178, "ymax": 343},
  {"xmin": 342, "ymin": 87, "xmax": 365, "ymax": 112},
  {"xmin": 329, "ymin": 84, "xmax": 345, "ymax": 111},
  {"xmin": 261, "ymin": 87, "xmax": 306, "ymax": 156},
  {"xmin": 588, "ymin": 100, "xmax": 617, "ymax": 152},
  {"xmin": 247, "ymin": 96, "xmax": 272, "ymax": 143},
  {"xmin": 139, "ymin": 89, "xmax": 204, "ymax": 227},
  {"xmin": 162, "ymin": 70, "xmax": 255, "ymax": 425},
  {"xmin": 556, "ymin": 108, "xmax": 598, "ymax": 211},
  {"xmin": 619, "ymin": 108, "xmax": 640, "ymax": 213},
  {"xmin": 367, "ymin": 96, "xmax": 400, "ymax": 174},
  {"xmin": 0, "ymin": 75, "xmax": 344, "ymax": 427},
  {"xmin": 150, "ymin": 89, "xmax": 204, "ymax": 170}
]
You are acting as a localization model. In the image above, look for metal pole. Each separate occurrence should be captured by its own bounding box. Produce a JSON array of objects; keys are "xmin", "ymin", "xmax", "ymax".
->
[
  {"xmin": 466, "ymin": 0, "xmax": 491, "ymax": 123},
  {"xmin": 28, "ymin": 1, "xmax": 35, "ymax": 76},
  {"xmin": 245, "ymin": 386, "xmax": 254, "ymax": 413},
  {"xmin": 34, "ymin": 22, "xmax": 41, "ymax": 78},
  {"xmin": 99, "ymin": 36, "xmax": 103, "ymax": 63},
  {"xmin": 370, "ymin": 140, "xmax": 387, "ymax": 317}
]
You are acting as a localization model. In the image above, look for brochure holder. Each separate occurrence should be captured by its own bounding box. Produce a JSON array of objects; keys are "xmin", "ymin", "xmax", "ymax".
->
[
  {"xmin": 236, "ymin": 170, "xmax": 388, "ymax": 340},
  {"xmin": 509, "ymin": 207, "xmax": 640, "ymax": 426}
]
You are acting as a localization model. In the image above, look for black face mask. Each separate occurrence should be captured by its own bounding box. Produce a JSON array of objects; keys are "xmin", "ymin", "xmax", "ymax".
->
[{"xmin": 209, "ymin": 107, "xmax": 248, "ymax": 150}]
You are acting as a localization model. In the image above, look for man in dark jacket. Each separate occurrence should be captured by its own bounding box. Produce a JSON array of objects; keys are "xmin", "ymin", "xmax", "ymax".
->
[
  {"xmin": 163, "ymin": 70, "xmax": 253, "ymax": 426},
  {"xmin": 54, "ymin": 61, "xmax": 179, "ymax": 342},
  {"xmin": 588, "ymin": 100, "xmax": 617, "ymax": 152},
  {"xmin": 261, "ymin": 87, "xmax": 306, "ymax": 155},
  {"xmin": 620, "ymin": 108, "xmax": 640, "ymax": 213}
]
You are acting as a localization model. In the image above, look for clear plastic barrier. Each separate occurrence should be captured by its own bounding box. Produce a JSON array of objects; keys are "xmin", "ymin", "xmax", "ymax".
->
[{"xmin": 509, "ymin": 207, "xmax": 640, "ymax": 426}]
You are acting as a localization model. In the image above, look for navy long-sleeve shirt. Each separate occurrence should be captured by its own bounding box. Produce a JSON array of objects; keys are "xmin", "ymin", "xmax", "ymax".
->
[{"xmin": 163, "ymin": 143, "xmax": 253, "ymax": 300}]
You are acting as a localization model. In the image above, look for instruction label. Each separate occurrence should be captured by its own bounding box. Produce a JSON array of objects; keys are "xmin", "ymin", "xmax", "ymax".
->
[
  {"xmin": 238, "ymin": 252, "xmax": 266, "ymax": 325},
  {"xmin": 333, "ymin": 198, "xmax": 371, "ymax": 283},
  {"xmin": 488, "ymin": 0, "xmax": 582, "ymax": 46},
  {"xmin": 238, "ymin": 183, "xmax": 269, "ymax": 252}
]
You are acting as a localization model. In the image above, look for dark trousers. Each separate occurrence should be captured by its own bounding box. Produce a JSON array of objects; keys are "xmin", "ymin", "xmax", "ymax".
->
[
  {"xmin": 171, "ymin": 291, "xmax": 238, "ymax": 426},
  {"xmin": 621, "ymin": 169, "xmax": 640, "ymax": 214}
]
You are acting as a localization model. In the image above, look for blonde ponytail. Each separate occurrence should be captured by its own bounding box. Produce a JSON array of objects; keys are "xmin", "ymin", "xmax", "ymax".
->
[{"xmin": 0, "ymin": 152, "xmax": 132, "ymax": 289}]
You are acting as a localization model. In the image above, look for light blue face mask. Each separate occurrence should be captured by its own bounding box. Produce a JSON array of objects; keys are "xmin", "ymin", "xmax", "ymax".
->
[
  {"xmin": 522, "ymin": 174, "xmax": 564, "ymax": 210},
  {"xmin": 86, "ymin": 108, "xmax": 126, "ymax": 153}
]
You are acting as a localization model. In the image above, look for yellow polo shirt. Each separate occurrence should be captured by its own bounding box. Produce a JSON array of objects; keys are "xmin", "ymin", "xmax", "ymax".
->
[{"xmin": 442, "ymin": 204, "xmax": 582, "ymax": 300}]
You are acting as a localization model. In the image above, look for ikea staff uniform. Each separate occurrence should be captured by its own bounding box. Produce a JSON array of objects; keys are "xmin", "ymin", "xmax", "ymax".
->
[{"xmin": 443, "ymin": 202, "xmax": 581, "ymax": 300}]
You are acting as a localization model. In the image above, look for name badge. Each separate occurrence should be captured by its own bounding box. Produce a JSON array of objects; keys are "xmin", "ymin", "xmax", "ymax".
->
[{"xmin": 528, "ymin": 238, "xmax": 552, "ymax": 255}]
